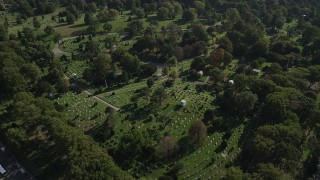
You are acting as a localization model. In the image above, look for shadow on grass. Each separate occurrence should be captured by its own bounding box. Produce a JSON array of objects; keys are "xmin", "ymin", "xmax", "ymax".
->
[
  {"xmin": 54, "ymin": 23, "xmax": 68, "ymax": 28},
  {"xmin": 69, "ymin": 23, "xmax": 87, "ymax": 28},
  {"xmin": 71, "ymin": 29, "xmax": 87, "ymax": 37},
  {"xmin": 173, "ymin": 19, "xmax": 186, "ymax": 26}
]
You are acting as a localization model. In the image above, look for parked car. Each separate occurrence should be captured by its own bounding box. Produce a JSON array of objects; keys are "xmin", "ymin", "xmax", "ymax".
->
[{"xmin": 0, "ymin": 164, "xmax": 7, "ymax": 177}]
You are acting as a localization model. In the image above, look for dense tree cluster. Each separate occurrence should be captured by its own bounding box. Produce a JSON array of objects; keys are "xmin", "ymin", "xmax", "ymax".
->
[
  {"xmin": 1, "ymin": 0, "xmax": 320, "ymax": 179},
  {"xmin": 0, "ymin": 6, "xmax": 133, "ymax": 178}
]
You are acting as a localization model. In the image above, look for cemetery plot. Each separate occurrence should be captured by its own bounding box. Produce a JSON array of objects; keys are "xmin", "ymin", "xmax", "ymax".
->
[
  {"xmin": 99, "ymin": 79, "xmax": 247, "ymax": 179},
  {"xmin": 62, "ymin": 59, "xmax": 88, "ymax": 78},
  {"xmin": 54, "ymin": 92, "xmax": 108, "ymax": 131},
  {"xmin": 96, "ymin": 80, "xmax": 148, "ymax": 108}
]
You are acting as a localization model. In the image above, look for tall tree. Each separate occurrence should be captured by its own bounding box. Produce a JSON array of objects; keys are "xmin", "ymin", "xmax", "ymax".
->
[{"xmin": 188, "ymin": 120, "xmax": 207, "ymax": 146}]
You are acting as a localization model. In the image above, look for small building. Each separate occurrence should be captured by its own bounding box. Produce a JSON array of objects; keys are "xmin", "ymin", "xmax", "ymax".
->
[
  {"xmin": 197, "ymin": 71, "xmax": 204, "ymax": 78},
  {"xmin": 252, "ymin": 69, "xmax": 261, "ymax": 76},
  {"xmin": 0, "ymin": 164, "xmax": 7, "ymax": 176},
  {"xmin": 180, "ymin": 100, "xmax": 187, "ymax": 107},
  {"xmin": 228, "ymin": 80, "xmax": 234, "ymax": 86}
]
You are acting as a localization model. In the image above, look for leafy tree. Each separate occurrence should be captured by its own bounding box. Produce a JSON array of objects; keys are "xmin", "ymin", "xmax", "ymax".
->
[
  {"xmin": 210, "ymin": 48, "xmax": 225, "ymax": 67},
  {"xmin": 253, "ymin": 163, "xmax": 292, "ymax": 179},
  {"xmin": 87, "ymin": 2, "xmax": 98, "ymax": 12},
  {"xmin": 104, "ymin": 34, "xmax": 117, "ymax": 48},
  {"xmin": 226, "ymin": 8, "xmax": 241, "ymax": 27},
  {"xmin": 103, "ymin": 23, "xmax": 112, "ymax": 33},
  {"xmin": 191, "ymin": 56, "xmax": 206, "ymax": 71},
  {"xmin": 231, "ymin": 91, "xmax": 258, "ymax": 118},
  {"xmin": 130, "ymin": 94, "xmax": 139, "ymax": 108},
  {"xmin": 56, "ymin": 78, "xmax": 70, "ymax": 93},
  {"xmin": 121, "ymin": 53, "xmax": 141, "ymax": 76},
  {"xmin": 66, "ymin": 14, "xmax": 76, "ymax": 24},
  {"xmin": 127, "ymin": 20, "xmax": 144, "ymax": 37},
  {"xmin": 249, "ymin": 124, "xmax": 303, "ymax": 172},
  {"xmin": 174, "ymin": 46, "xmax": 184, "ymax": 61},
  {"xmin": 135, "ymin": 8, "xmax": 145, "ymax": 19},
  {"xmin": 140, "ymin": 64, "xmax": 157, "ymax": 78},
  {"xmin": 207, "ymin": 66, "xmax": 224, "ymax": 84},
  {"xmin": 156, "ymin": 135, "xmax": 179, "ymax": 159},
  {"xmin": 44, "ymin": 26, "xmax": 55, "ymax": 35},
  {"xmin": 0, "ymin": 24, "xmax": 8, "ymax": 41},
  {"xmin": 54, "ymin": 33, "xmax": 62, "ymax": 43},
  {"xmin": 221, "ymin": 167, "xmax": 248, "ymax": 180},
  {"xmin": 188, "ymin": 120, "xmax": 207, "ymax": 146},
  {"xmin": 0, "ymin": 67, "xmax": 27, "ymax": 95},
  {"xmin": 158, "ymin": 7, "xmax": 170, "ymax": 20},
  {"xmin": 204, "ymin": 109, "xmax": 214, "ymax": 125},
  {"xmin": 93, "ymin": 114, "xmax": 116, "ymax": 142},
  {"xmin": 107, "ymin": 9, "xmax": 119, "ymax": 20},
  {"xmin": 182, "ymin": 8, "xmax": 197, "ymax": 22},
  {"xmin": 169, "ymin": 71, "xmax": 178, "ymax": 80},
  {"xmin": 217, "ymin": 37, "xmax": 233, "ymax": 53},
  {"xmin": 85, "ymin": 40, "xmax": 100, "ymax": 57},
  {"xmin": 85, "ymin": 54, "xmax": 112, "ymax": 85},
  {"xmin": 116, "ymin": 130, "xmax": 154, "ymax": 166},
  {"xmin": 263, "ymin": 92, "xmax": 290, "ymax": 121},
  {"xmin": 150, "ymin": 87, "xmax": 168, "ymax": 107},
  {"xmin": 163, "ymin": 66, "xmax": 169, "ymax": 76},
  {"xmin": 20, "ymin": 63, "xmax": 41, "ymax": 84},
  {"xmin": 87, "ymin": 24, "xmax": 99, "ymax": 34},
  {"xmin": 147, "ymin": 77, "xmax": 155, "ymax": 88},
  {"xmin": 84, "ymin": 13, "xmax": 96, "ymax": 25},
  {"xmin": 33, "ymin": 18, "xmax": 41, "ymax": 29}
]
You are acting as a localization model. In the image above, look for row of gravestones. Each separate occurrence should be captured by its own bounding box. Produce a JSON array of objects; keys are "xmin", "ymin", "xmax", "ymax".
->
[{"xmin": 184, "ymin": 126, "xmax": 245, "ymax": 179}]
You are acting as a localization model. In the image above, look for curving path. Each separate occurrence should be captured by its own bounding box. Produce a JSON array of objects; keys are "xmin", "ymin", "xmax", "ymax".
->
[{"xmin": 52, "ymin": 36, "xmax": 78, "ymax": 56}]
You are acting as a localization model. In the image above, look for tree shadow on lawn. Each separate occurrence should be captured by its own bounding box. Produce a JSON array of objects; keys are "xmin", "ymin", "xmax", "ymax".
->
[
  {"xmin": 237, "ymin": 119, "xmax": 257, "ymax": 149},
  {"xmin": 69, "ymin": 23, "xmax": 87, "ymax": 28},
  {"xmin": 146, "ymin": 15, "xmax": 160, "ymax": 23},
  {"xmin": 122, "ymin": 105, "xmax": 151, "ymax": 123},
  {"xmin": 71, "ymin": 29, "xmax": 87, "ymax": 36},
  {"xmin": 54, "ymin": 23, "xmax": 68, "ymax": 28},
  {"xmin": 173, "ymin": 19, "xmax": 186, "ymax": 26},
  {"xmin": 120, "ymin": 36, "xmax": 131, "ymax": 42},
  {"xmin": 173, "ymin": 104, "xmax": 182, "ymax": 111}
]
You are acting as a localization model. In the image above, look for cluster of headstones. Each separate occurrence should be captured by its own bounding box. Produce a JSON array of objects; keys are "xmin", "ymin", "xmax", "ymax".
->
[
  {"xmin": 65, "ymin": 61, "xmax": 85, "ymax": 77},
  {"xmin": 179, "ymin": 126, "xmax": 245, "ymax": 179},
  {"xmin": 57, "ymin": 92, "xmax": 107, "ymax": 130}
]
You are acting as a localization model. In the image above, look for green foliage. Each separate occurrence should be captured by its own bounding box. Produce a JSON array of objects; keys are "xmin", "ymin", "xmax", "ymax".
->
[
  {"xmin": 127, "ymin": 20, "xmax": 144, "ymax": 37},
  {"xmin": 66, "ymin": 14, "xmax": 76, "ymax": 24},
  {"xmin": 188, "ymin": 120, "xmax": 207, "ymax": 146}
]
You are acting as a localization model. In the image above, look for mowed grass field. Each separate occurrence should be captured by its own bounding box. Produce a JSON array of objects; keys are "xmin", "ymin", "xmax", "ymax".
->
[{"xmin": 4, "ymin": 8, "xmax": 190, "ymax": 38}]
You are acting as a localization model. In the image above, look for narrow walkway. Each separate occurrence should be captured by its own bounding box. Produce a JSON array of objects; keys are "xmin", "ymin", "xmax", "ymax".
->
[
  {"xmin": 52, "ymin": 36, "xmax": 78, "ymax": 57},
  {"xmin": 84, "ymin": 90, "xmax": 120, "ymax": 111}
]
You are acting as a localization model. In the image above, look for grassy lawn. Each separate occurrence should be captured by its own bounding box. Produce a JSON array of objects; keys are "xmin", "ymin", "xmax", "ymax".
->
[{"xmin": 54, "ymin": 92, "xmax": 108, "ymax": 131}]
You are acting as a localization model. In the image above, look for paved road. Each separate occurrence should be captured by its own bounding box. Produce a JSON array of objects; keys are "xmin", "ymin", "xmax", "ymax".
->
[
  {"xmin": 52, "ymin": 36, "xmax": 79, "ymax": 57},
  {"xmin": 0, "ymin": 143, "xmax": 33, "ymax": 180}
]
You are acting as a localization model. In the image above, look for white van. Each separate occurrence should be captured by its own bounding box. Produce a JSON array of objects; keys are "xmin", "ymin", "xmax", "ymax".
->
[{"xmin": 0, "ymin": 165, "xmax": 7, "ymax": 176}]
